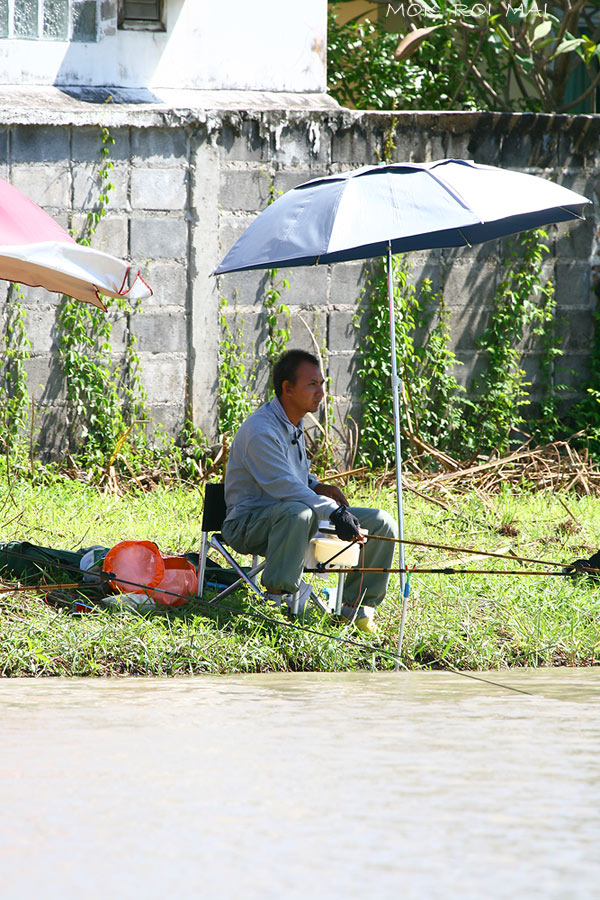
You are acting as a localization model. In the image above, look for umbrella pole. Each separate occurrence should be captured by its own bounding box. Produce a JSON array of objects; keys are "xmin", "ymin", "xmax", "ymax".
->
[{"xmin": 386, "ymin": 243, "xmax": 408, "ymax": 669}]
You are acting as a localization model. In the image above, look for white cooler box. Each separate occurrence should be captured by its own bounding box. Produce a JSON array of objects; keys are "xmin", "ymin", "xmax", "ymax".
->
[{"xmin": 304, "ymin": 521, "xmax": 365, "ymax": 570}]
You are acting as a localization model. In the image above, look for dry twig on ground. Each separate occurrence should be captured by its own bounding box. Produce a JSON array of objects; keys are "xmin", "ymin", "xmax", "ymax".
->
[{"xmin": 402, "ymin": 434, "xmax": 600, "ymax": 498}]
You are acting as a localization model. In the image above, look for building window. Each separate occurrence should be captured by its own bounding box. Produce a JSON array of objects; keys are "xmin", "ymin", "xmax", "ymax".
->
[
  {"xmin": 0, "ymin": 0, "xmax": 98, "ymax": 42},
  {"xmin": 118, "ymin": 0, "xmax": 164, "ymax": 30}
]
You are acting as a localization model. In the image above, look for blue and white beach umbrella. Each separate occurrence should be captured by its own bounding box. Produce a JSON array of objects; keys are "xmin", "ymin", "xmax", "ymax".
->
[{"xmin": 215, "ymin": 159, "xmax": 588, "ymax": 272}]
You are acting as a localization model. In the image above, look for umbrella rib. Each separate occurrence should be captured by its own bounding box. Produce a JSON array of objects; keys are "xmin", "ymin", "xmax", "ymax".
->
[
  {"xmin": 421, "ymin": 164, "xmax": 475, "ymax": 215},
  {"xmin": 559, "ymin": 206, "xmax": 585, "ymax": 220},
  {"xmin": 323, "ymin": 182, "xmax": 349, "ymax": 258}
]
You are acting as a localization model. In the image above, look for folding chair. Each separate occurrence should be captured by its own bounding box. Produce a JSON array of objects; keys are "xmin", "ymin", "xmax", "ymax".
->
[
  {"xmin": 197, "ymin": 482, "xmax": 265, "ymax": 603},
  {"xmin": 196, "ymin": 482, "xmax": 337, "ymax": 613}
]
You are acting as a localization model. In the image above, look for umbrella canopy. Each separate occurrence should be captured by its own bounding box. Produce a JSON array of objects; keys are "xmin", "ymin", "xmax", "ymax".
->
[
  {"xmin": 0, "ymin": 177, "xmax": 152, "ymax": 309},
  {"xmin": 215, "ymin": 158, "xmax": 589, "ymax": 274}
]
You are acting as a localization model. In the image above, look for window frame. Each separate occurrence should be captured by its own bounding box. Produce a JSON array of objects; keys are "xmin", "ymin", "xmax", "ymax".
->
[{"xmin": 118, "ymin": 0, "xmax": 165, "ymax": 32}]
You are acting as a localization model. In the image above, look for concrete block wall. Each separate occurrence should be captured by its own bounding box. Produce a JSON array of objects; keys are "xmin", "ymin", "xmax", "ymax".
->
[
  {"xmin": 0, "ymin": 96, "xmax": 598, "ymax": 458},
  {"xmin": 215, "ymin": 109, "xmax": 600, "ymax": 444}
]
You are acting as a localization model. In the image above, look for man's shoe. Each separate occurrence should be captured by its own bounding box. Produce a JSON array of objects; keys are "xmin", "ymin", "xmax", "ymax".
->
[
  {"xmin": 264, "ymin": 591, "xmax": 286, "ymax": 610},
  {"xmin": 339, "ymin": 604, "xmax": 378, "ymax": 635},
  {"xmin": 354, "ymin": 614, "xmax": 378, "ymax": 635}
]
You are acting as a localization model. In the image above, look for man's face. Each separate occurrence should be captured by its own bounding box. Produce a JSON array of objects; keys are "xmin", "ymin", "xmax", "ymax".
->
[{"xmin": 283, "ymin": 362, "xmax": 325, "ymax": 417}]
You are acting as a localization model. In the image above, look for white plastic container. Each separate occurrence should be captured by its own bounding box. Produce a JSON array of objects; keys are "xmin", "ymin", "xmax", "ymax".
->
[
  {"xmin": 312, "ymin": 536, "xmax": 360, "ymax": 568},
  {"xmin": 304, "ymin": 522, "xmax": 365, "ymax": 570}
]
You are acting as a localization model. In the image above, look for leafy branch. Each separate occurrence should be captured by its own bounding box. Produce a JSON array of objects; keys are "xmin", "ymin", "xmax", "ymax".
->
[{"xmin": 329, "ymin": 1, "xmax": 600, "ymax": 113}]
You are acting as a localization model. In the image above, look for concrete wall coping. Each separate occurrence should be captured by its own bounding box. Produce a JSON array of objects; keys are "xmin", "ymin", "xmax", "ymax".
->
[
  {"xmin": 2, "ymin": 86, "xmax": 600, "ymax": 136},
  {"xmin": 0, "ymin": 86, "xmax": 341, "ymax": 127}
]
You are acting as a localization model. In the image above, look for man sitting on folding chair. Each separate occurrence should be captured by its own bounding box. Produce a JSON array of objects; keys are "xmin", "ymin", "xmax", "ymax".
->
[{"xmin": 221, "ymin": 349, "xmax": 398, "ymax": 634}]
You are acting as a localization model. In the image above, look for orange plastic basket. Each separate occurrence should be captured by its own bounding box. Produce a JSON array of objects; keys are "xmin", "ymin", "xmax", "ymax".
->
[
  {"xmin": 149, "ymin": 556, "xmax": 198, "ymax": 607},
  {"xmin": 102, "ymin": 540, "xmax": 165, "ymax": 594}
]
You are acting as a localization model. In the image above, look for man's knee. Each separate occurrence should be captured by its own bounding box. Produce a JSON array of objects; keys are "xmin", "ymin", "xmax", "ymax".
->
[
  {"xmin": 271, "ymin": 502, "xmax": 318, "ymax": 534},
  {"xmin": 351, "ymin": 506, "xmax": 398, "ymax": 539},
  {"xmin": 375, "ymin": 509, "xmax": 398, "ymax": 539}
]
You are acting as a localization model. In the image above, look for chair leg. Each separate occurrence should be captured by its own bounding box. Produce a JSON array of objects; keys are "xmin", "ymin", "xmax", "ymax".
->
[
  {"xmin": 210, "ymin": 537, "xmax": 264, "ymax": 599},
  {"xmin": 308, "ymin": 587, "xmax": 329, "ymax": 613},
  {"xmin": 335, "ymin": 572, "xmax": 345, "ymax": 616},
  {"xmin": 200, "ymin": 541, "xmax": 344, "ymax": 614},
  {"xmin": 207, "ymin": 560, "xmax": 266, "ymax": 603},
  {"xmin": 196, "ymin": 532, "xmax": 209, "ymax": 598},
  {"xmin": 299, "ymin": 571, "xmax": 343, "ymax": 614}
]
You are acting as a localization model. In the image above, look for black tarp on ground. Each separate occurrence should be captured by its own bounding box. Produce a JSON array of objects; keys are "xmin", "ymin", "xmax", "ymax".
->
[{"xmin": 0, "ymin": 541, "xmax": 89, "ymax": 582}]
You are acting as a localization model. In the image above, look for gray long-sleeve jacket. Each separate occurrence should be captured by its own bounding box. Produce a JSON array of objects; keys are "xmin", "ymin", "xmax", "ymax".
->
[{"xmin": 223, "ymin": 395, "xmax": 338, "ymax": 525}]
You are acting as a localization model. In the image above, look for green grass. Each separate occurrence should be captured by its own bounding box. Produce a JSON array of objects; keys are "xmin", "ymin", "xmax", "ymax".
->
[{"xmin": 2, "ymin": 472, "xmax": 600, "ymax": 676}]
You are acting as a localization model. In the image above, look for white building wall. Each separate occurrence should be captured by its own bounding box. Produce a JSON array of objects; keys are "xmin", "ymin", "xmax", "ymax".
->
[{"xmin": 0, "ymin": 0, "xmax": 327, "ymax": 93}]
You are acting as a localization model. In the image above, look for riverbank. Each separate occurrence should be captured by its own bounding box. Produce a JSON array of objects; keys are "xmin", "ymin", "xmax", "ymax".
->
[{"xmin": 1, "ymin": 474, "xmax": 600, "ymax": 675}]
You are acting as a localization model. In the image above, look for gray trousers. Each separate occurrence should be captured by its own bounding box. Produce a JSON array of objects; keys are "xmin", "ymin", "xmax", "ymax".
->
[{"xmin": 221, "ymin": 501, "xmax": 398, "ymax": 607}]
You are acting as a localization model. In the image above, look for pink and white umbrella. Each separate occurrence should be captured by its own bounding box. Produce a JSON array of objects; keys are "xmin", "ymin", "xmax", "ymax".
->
[{"xmin": 0, "ymin": 178, "xmax": 152, "ymax": 309}]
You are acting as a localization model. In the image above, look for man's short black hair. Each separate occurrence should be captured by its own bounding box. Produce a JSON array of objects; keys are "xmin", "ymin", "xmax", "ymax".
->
[{"xmin": 273, "ymin": 349, "xmax": 320, "ymax": 398}]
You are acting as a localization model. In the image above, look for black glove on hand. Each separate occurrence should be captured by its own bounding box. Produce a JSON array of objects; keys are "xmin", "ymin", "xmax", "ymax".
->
[{"xmin": 329, "ymin": 505, "xmax": 362, "ymax": 541}]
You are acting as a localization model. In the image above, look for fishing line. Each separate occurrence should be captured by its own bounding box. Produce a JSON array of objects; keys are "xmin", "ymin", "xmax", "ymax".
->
[
  {"xmin": 413, "ymin": 661, "xmax": 533, "ymax": 695},
  {"xmin": 2, "ymin": 571, "xmax": 533, "ymax": 695},
  {"xmin": 0, "ymin": 545, "xmax": 535, "ymax": 694},
  {"xmin": 0, "ymin": 552, "xmax": 409, "ymax": 668},
  {"xmin": 319, "ymin": 566, "xmax": 582, "ymax": 576}
]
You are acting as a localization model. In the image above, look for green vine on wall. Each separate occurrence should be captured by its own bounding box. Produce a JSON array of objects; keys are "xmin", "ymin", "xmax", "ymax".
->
[
  {"xmin": 468, "ymin": 228, "xmax": 559, "ymax": 452},
  {"xmin": 354, "ymin": 254, "xmax": 466, "ymax": 468},
  {"xmin": 410, "ymin": 280, "xmax": 468, "ymax": 447},
  {"xmin": 78, "ymin": 126, "xmax": 115, "ymax": 249},
  {"xmin": 215, "ymin": 178, "xmax": 291, "ymax": 440},
  {"xmin": 216, "ymin": 271, "xmax": 291, "ymax": 441},
  {"xmin": 0, "ymin": 283, "xmax": 31, "ymax": 459},
  {"xmin": 264, "ymin": 267, "xmax": 290, "ymax": 365},
  {"xmin": 218, "ymin": 295, "xmax": 258, "ymax": 437},
  {"xmin": 567, "ymin": 283, "xmax": 600, "ymax": 455},
  {"xmin": 56, "ymin": 126, "xmax": 149, "ymax": 472},
  {"xmin": 263, "ymin": 182, "xmax": 291, "ymax": 368},
  {"xmin": 355, "ymin": 229, "xmax": 565, "ymax": 467},
  {"xmin": 215, "ymin": 270, "xmax": 294, "ymax": 472}
]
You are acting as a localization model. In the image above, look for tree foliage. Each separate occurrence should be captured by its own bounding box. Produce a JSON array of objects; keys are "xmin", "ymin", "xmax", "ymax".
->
[{"xmin": 328, "ymin": 1, "xmax": 600, "ymax": 113}]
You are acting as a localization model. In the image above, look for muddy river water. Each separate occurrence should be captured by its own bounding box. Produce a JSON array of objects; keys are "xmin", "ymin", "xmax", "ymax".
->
[{"xmin": 1, "ymin": 669, "xmax": 599, "ymax": 899}]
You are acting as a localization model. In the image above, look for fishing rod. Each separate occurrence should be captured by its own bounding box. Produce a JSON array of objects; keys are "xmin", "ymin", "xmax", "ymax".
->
[
  {"xmin": 2, "ymin": 562, "xmax": 587, "ymax": 594},
  {"xmin": 313, "ymin": 530, "xmax": 595, "ymax": 576},
  {"xmin": 1, "ymin": 580, "xmax": 87, "ymax": 593},
  {"xmin": 0, "ymin": 545, "xmax": 534, "ymax": 696},
  {"xmin": 3, "ymin": 551, "xmax": 588, "ymax": 583},
  {"xmin": 317, "ymin": 565, "xmax": 586, "ymax": 576},
  {"xmin": 318, "ymin": 526, "xmax": 572, "ymax": 569}
]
